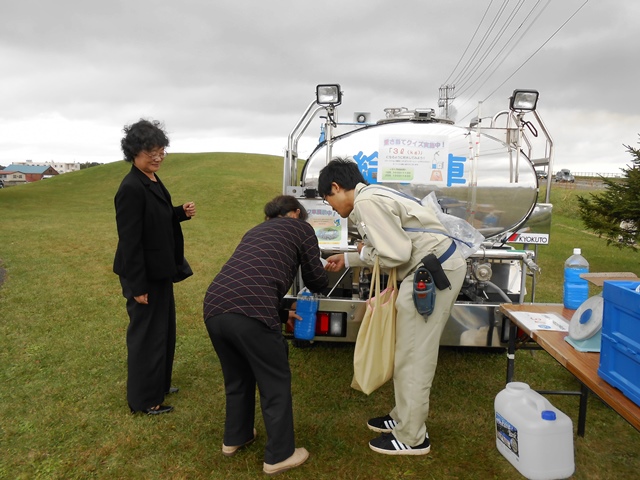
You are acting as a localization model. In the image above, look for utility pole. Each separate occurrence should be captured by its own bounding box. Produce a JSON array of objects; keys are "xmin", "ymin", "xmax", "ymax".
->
[{"xmin": 438, "ymin": 84, "xmax": 456, "ymax": 119}]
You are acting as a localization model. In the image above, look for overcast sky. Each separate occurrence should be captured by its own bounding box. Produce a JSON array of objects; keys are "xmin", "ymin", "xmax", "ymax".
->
[{"xmin": 1, "ymin": 0, "xmax": 638, "ymax": 174}]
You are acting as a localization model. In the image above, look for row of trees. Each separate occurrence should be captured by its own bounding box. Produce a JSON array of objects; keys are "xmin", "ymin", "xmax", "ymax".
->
[{"xmin": 79, "ymin": 162, "xmax": 102, "ymax": 169}]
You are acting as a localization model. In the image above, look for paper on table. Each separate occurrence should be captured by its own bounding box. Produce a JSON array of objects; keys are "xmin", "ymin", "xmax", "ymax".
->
[{"xmin": 510, "ymin": 311, "xmax": 569, "ymax": 332}]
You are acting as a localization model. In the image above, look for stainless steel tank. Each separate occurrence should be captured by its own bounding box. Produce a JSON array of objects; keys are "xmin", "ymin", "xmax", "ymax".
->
[{"xmin": 283, "ymin": 91, "xmax": 553, "ymax": 348}]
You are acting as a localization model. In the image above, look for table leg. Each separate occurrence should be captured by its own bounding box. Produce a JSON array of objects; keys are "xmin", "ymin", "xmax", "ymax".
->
[
  {"xmin": 506, "ymin": 320, "xmax": 517, "ymax": 384},
  {"xmin": 578, "ymin": 382, "xmax": 589, "ymax": 437}
]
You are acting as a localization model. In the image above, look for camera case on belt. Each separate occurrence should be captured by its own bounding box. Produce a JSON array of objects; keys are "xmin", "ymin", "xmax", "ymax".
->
[
  {"xmin": 421, "ymin": 253, "xmax": 451, "ymax": 290},
  {"xmin": 412, "ymin": 266, "xmax": 436, "ymax": 316}
]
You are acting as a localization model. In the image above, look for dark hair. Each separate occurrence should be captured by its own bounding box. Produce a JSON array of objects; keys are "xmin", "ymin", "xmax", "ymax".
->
[
  {"xmin": 264, "ymin": 195, "xmax": 308, "ymax": 221},
  {"xmin": 121, "ymin": 119, "xmax": 170, "ymax": 162},
  {"xmin": 317, "ymin": 157, "xmax": 367, "ymax": 197}
]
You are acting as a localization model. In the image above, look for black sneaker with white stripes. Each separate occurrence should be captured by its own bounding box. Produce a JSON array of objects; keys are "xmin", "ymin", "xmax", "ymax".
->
[
  {"xmin": 367, "ymin": 414, "xmax": 398, "ymax": 433},
  {"xmin": 369, "ymin": 432, "xmax": 431, "ymax": 456}
]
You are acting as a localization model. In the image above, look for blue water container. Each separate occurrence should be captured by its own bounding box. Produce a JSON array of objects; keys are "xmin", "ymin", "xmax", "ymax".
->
[
  {"xmin": 294, "ymin": 288, "xmax": 319, "ymax": 340},
  {"xmin": 563, "ymin": 248, "xmax": 589, "ymax": 310}
]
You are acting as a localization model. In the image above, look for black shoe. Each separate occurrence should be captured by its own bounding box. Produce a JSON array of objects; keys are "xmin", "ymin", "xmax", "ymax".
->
[
  {"xmin": 131, "ymin": 405, "xmax": 174, "ymax": 415},
  {"xmin": 166, "ymin": 387, "xmax": 179, "ymax": 395},
  {"xmin": 367, "ymin": 414, "xmax": 398, "ymax": 433},
  {"xmin": 369, "ymin": 432, "xmax": 431, "ymax": 456}
]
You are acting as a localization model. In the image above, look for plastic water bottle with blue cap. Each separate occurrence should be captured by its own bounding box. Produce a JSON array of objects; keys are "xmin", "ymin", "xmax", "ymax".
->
[
  {"xmin": 563, "ymin": 248, "xmax": 589, "ymax": 310},
  {"xmin": 294, "ymin": 288, "xmax": 319, "ymax": 340}
]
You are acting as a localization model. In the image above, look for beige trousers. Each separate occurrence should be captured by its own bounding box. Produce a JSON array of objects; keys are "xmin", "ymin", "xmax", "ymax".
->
[{"xmin": 389, "ymin": 252, "xmax": 467, "ymax": 446}]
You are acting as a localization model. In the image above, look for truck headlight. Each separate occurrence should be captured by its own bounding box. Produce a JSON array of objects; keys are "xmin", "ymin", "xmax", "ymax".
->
[
  {"xmin": 509, "ymin": 89, "xmax": 539, "ymax": 112},
  {"xmin": 316, "ymin": 84, "xmax": 342, "ymax": 106}
]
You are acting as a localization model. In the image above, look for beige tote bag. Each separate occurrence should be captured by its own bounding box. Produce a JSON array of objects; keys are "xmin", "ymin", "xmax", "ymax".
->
[{"xmin": 351, "ymin": 258, "xmax": 397, "ymax": 395}]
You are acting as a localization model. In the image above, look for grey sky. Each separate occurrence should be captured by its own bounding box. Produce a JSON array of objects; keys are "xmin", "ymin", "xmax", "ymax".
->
[{"xmin": 1, "ymin": 0, "xmax": 638, "ymax": 173}]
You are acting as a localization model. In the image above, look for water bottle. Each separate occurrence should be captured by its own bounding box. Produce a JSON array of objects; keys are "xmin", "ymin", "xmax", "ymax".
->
[
  {"xmin": 294, "ymin": 288, "xmax": 319, "ymax": 340},
  {"xmin": 563, "ymin": 248, "xmax": 589, "ymax": 310}
]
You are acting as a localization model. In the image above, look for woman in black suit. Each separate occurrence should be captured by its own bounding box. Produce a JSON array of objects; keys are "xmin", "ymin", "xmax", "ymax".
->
[{"xmin": 113, "ymin": 119, "xmax": 196, "ymax": 415}]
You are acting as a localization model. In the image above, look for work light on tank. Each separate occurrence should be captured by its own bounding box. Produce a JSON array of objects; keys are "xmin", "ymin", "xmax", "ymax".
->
[
  {"xmin": 316, "ymin": 84, "xmax": 342, "ymax": 106},
  {"xmin": 509, "ymin": 89, "xmax": 539, "ymax": 112}
]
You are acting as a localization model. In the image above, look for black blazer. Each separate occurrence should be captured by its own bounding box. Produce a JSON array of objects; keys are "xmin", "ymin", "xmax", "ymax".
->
[{"xmin": 113, "ymin": 165, "xmax": 189, "ymax": 297}]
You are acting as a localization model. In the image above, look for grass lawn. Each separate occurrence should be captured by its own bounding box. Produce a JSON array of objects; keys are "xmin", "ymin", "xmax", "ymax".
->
[{"xmin": 0, "ymin": 153, "xmax": 638, "ymax": 479}]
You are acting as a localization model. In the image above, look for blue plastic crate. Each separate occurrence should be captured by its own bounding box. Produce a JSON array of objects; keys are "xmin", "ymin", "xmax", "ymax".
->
[{"xmin": 598, "ymin": 281, "xmax": 640, "ymax": 407}]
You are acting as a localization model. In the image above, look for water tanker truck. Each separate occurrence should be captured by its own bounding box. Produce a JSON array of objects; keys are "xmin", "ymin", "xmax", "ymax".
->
[{"xmin": 282, "ymin": 84, "xmax": 554, "ymax": 348}]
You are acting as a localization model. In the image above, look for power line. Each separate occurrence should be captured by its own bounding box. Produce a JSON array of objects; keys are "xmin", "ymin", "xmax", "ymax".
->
[
  {"xmin": 456, "ymin": 0, "xmax": 591, "ymax": 123},
  {"xmin": 455, "ymin": 0, "xmax": 548, "ymax": 108},
  {"xmin": 456, "ymin": 0, "xmax": 532, "ymax": 96},
  {"xmin": 443, "ymin": 0, "xmax": 495, "ymax": 86},
  {"xmin": 449, "ymin": 0, "xmax": 510, "ymax": 87}
]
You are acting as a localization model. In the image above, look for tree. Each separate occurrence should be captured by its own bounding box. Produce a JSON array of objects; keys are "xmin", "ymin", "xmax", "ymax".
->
[
  {"xmin": 80, "ymin": 162, "xmax": 102, "ymax": 170},
  {"xmin": 577, "ymin": 138, "xmax": 640, "ymax": 251}
]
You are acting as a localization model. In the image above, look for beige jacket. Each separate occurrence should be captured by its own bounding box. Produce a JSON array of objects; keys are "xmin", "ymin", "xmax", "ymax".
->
[{"xmin": 346, "ymin": 183, "xmax": 454, "ymax": 280}]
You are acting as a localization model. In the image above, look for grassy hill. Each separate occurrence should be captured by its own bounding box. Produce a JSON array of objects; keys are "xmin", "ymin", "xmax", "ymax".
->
[{"xmin": 0, "ymin": 153, "xmax": 638, "ymax": 479}]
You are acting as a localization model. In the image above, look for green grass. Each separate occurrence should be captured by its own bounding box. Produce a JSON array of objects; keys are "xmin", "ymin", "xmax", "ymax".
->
[{"xmin": 0, "ymin": 154, "xmax": 639, "ymax": 479}]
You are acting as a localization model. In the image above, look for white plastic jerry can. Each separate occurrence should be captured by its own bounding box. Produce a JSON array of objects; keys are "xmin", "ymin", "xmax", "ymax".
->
[{"xmin": 495, "ymin": 382, "xmax": 575, "ymax": 480}]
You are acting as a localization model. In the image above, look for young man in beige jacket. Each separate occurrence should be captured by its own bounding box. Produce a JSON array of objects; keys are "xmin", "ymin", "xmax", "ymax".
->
[{"xmin": 319, "ymin": 158, "xmax": 466, "ymax": 455}]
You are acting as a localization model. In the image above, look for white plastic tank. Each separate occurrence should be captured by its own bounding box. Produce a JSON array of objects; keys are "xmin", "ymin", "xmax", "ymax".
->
[{"xmin": 495, "ymin": 382, "xmax": 574, "ymax": 479}]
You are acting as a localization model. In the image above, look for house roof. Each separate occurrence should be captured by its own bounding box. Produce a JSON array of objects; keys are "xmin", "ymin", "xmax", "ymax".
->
[{"xmin": 4, "ymin": 164, "xmax": 55, "ymax": 174}]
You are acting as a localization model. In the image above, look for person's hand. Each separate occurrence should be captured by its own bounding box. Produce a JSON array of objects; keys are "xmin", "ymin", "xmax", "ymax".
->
[
  {"xmin": 324, "ymin": 254, "xmax": 345, "ymax": 272},
  {"xmin": 134, "ymin": 293, "xmax": 148, "ymax": 304},
  {"xmin": 183, "ymin": 202, "xmax": 196, "ymax": 218},
  {"xmin": 286, "ymin": 309, "xmax": 301, "ymax": 331}
]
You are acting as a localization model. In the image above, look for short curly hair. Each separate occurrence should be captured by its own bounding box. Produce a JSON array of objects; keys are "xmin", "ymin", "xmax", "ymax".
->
[
  {"xmin": 264, "ymin": 195, "xmax": 309, "ymax": 221},
  {"xmin": 121, "ymin": 119, "xmax": 170, "ymax": 162}
]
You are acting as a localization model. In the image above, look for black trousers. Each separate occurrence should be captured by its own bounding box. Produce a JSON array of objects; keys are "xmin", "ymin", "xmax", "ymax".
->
[
  {"xmin": 120, "ymin": 277, "xmax": 176, "ymax": 411},
  {"xmin": 205, "ymin": 313, "xmax": 295, "ymax": 465}
]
